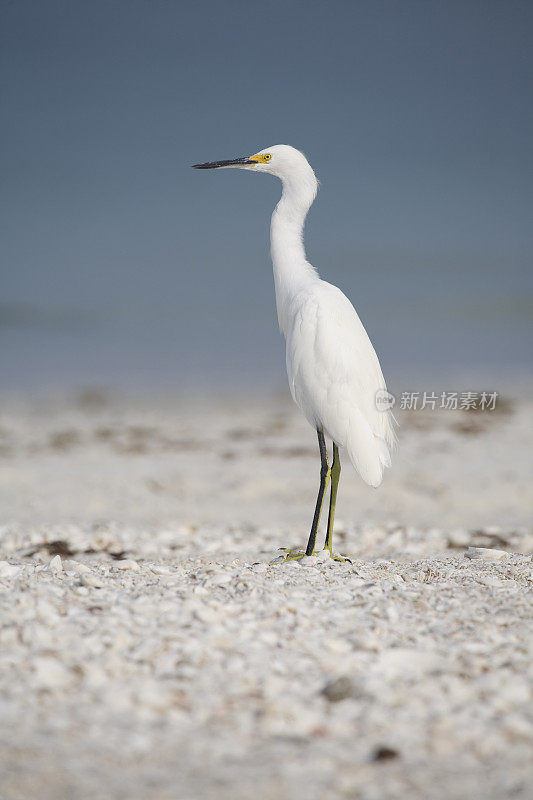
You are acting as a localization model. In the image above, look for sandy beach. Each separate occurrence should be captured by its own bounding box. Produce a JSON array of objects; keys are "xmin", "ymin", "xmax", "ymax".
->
[
  {"xmin": 3, "ymin": 1, "xmax": 532, "ymax": 797},
  {"xmin": 1, "ymin": 388, "xmax": 532, "ymax": 799}
]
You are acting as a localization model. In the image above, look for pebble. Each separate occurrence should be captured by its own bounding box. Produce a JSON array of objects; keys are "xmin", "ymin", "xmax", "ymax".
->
[
  {"xmin": 0, "ymin": 561, "xmax": 22, "ymax": 578},
  {"xmin": 80, "ymin": 573, "xmax": 105, "ymax": 588},
  {"xmin": 465, "ymin": 547, "xmax": 509, "ymax": 561},
  {"xmin": 150, "ymin": 565, "xmax": 175, "ymax": 576},
  {"xmin": 321, "ymin": 676, "xmax": 354, "ymax": 702},
  {"xmin": 477, "ymin": 575, "xmax": 514, "ymax": 588},
  {"xmin": 204, "ymin": 570, "xmax": 233, "ymax": 586},
  {"xmin": 47, "ymin": 555, "xmax": 63, "ymax": 572},
  {"xmin": 115, "ymin": 559, "xmax": 140, "ymax": 571},
  {"xmin": 298, "ymin": 555, "xmax": 318, "ymax": 567},
  {"xmin": 193, "ymin": 604, "xmax": 222, "ymax": 624}
]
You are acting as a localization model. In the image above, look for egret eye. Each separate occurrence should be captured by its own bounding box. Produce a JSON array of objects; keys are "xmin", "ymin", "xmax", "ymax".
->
[{"xmin": 264, "ymin": 154, "xmax": 271, "ymax": 161}]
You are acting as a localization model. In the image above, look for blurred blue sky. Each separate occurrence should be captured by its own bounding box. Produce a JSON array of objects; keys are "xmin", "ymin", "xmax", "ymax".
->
[{"xmin": 1, "ymin": 0, "xmax": 532, "ymax": 391}]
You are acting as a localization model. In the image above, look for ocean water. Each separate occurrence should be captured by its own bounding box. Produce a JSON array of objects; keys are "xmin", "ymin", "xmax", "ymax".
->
[
  {"xmin": 2, "ymin": 0, "xmax": 532, "ymax": 398},
  {"xmin": 2, "ymin": 255, "xmax": 531, "ymax": 396}
]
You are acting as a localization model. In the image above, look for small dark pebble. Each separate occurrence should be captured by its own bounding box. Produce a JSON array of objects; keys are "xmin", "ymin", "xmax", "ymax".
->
[
  {"xmin": 372, "ymin": 746, "xmax": 400, "ymax": 762},
  {"xmin": 321, "ymin": 676, "xmax": 353, "ymax": 702}
]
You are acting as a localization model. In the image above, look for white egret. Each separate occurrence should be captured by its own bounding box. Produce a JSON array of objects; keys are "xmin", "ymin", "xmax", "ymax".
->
[{"xmin": 192, "ymin": 145, "xmax": 396, "ymax": 561}]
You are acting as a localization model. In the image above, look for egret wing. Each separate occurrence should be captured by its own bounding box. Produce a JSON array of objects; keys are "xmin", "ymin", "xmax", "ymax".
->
[{"xmin": 286, "ymin": 281, "xmax": 395, "ymax": 486}]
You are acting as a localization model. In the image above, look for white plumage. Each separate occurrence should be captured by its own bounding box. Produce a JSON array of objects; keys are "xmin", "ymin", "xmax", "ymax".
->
[
  {"xmin": 266, "ymin": 144, "xmax": 396, "ymax": 488},
  {"xmin": 285, "ymin": 281, "xmax": 395, "ymax": 487},
  {"xmin": 193, "ymin": 143, "xmax": 395, "ymax": 558}
]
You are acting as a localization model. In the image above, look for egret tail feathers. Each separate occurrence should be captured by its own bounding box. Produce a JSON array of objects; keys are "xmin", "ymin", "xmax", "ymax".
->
[{"xmin": 345, "ymin": 410, "xmax": 393, "ymax": 488}]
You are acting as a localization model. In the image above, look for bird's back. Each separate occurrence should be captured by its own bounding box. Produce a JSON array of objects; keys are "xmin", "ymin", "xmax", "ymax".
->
[{"xmin": 285, "ymin": 280, "xmax": 396, "ymax": 487}]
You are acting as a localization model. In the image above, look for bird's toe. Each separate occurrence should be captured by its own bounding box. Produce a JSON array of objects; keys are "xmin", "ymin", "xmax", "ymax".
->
[{"xmin": 270, "ymin": 547, "xmax": 351, "ymax": 565}]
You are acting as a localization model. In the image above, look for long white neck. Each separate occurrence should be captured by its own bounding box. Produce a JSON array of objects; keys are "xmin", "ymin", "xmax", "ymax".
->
[{"xmin": 270, "ymin": 169, "xmax": 319, "ymax": 334}]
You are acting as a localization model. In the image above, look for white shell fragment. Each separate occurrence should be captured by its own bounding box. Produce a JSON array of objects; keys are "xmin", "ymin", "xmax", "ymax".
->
[
  {"xmin": 80, "ymin": 573, "xmax": 105, "ymax": 588},
  {"xmin": 114, "ymin": 559, "xmax": 140, "ymax": 571},
  {"xmin": 47, "ymin": 555, "xmax": 63, "ymax": 572},
  {"xmin": 465, "ymin": 547, "xmax": 509, "ymax": 561},
  {"xmin": 0, "ymin": 561, "xmax": 22, "ymax": 579},
  {"xmin": 298, "ymin": 555, "xmax": 318, "ymax": 566}
]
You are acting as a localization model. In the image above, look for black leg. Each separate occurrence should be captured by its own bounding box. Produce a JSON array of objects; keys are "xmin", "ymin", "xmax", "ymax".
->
[{"xmin": 305, "ymin": 430, "xmax": 331, "ymax": 556}]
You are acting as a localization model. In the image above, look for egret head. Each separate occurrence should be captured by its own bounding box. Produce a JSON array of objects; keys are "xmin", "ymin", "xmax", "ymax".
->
[{"xmin": 192, "ymin": 145, "xmax": 317, "ymax": 198}]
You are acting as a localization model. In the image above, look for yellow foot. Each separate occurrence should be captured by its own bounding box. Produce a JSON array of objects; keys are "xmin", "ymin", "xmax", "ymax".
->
[
  {"xmin": 271, "ymin": 548, "xmax": 351, "ymax": 565},
  {"xmin": 326, "ymin": 552, "xmax": 352, "ymax": 564}
]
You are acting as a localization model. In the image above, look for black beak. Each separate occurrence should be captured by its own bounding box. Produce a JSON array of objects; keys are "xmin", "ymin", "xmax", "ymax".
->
[{"xmin": 191, "ymin": 156, "xmax": 255, "ymax": 169}]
